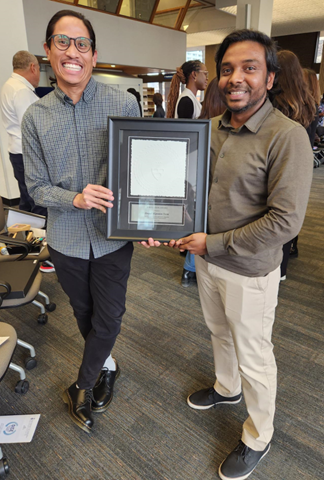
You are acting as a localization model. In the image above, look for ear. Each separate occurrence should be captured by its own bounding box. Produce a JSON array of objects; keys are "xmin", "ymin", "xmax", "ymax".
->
[
  {"xmin": 266, "ymin": 71, "xmax": 275, "ymax": 90},
  {"xmin": 92, "ymin": 50, "xmax": 98, "ymax": 68},
  {"xmin": 43, "ymin": 42, "xmax": 50, "ymax": 61}
]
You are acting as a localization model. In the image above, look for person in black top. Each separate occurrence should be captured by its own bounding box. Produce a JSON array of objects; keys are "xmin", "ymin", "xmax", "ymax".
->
[{"xmin": 153, "ymin": 92, "xmax": 165, "ymax": 118}]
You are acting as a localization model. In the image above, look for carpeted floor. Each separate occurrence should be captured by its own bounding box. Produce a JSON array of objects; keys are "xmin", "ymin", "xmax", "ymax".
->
[{"xmin": 0, "ymin": 168, "xmax": 324, "ymax": 480}]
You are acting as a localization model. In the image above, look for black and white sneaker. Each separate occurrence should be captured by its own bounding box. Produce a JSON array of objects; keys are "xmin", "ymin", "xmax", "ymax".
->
[
  {"xmin": 187, "ymin": 387, "xmax": 242, "ymax": 410},
  {"xmin": 219, "ymin": 441, "xmax": 270, "ymax": 480}
]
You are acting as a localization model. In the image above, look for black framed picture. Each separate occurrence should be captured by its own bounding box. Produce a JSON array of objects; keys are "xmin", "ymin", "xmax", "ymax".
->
[{"xmin": 107, "ymin": 117, "xmax": 211, "ymax": 241}]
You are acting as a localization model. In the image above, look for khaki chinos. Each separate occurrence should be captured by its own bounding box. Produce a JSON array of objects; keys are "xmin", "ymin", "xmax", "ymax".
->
[{"xmin": 195, "ymin": 254, "xmax": 280, "ymax": 451}]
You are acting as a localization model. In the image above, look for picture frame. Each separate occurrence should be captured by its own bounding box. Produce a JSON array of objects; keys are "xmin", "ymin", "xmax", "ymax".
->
[{"xmin": 106, "ymin": 117, "xmax": 211, "ymax": 242}]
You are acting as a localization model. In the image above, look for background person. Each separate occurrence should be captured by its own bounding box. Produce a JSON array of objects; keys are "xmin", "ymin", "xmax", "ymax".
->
[
  {"xmin": 1, "ymin": 51, "xmax": 46, "ymax": 215},
  {"xmin": 272, "ymin": 51, "xmax": 316, "ymax": 277},
  {"xmin": 152, "ymin": 92, "xmax": 165, "ymax": 118},
  {"xmin": 22, "ymin": 9, "xmax": 140, "ymax": 434},
  {"xmin": 199, "ymin": 76, "xmax": 226, "ymax": 120},
  {"xmin": 167, "ymin": 60, "xmax": 208, "ymax": 287}
]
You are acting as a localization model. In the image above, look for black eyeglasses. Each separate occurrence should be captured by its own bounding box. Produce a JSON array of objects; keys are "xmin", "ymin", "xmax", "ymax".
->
[{"xmin": 48, "ymin": 34, "xmax": 93, "ymax": 53}]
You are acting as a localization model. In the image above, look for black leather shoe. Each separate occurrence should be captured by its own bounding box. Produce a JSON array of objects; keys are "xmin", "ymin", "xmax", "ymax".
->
[
  {"xmin": 219, "ymin": 441, "xmax": 270, "ymax": 480},
  {"xmin": 181, "ymin": 269, "xmax": 197, "ymax": 287},
  {"xmin": 187, "ymin": 387, "xmax": 242, "ymax": 410},
  {"xmin": 62, "ymin": 382, "xmax": 94, "ymax": 433},
  {"xmin": 92, "ymin": 362, "xmax": 120, "ymax": 413}
]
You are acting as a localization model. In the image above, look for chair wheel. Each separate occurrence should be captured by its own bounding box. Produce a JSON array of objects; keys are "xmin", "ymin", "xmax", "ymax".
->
[
  {"xmin": 25, "ymin": 357, "xmax": 37, "ymax": 370},
  {"xmin": 0, "ymin": 457, "xmax": 9, "ymax": 477},
  {"xmin": 45, "ymin": 302, "xmax": 56, "ymax": 312},
  {"xmin": 38, "ymin": 313, "xmax": 48, "ymax": 325},
  {"xmin": 15, "ymin": 380, "xmax": 29, "ymax": 394}
]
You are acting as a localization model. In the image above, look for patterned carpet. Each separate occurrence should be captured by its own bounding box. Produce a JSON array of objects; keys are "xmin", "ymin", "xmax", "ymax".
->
[{"xmin": 0, "ymin": 168, "xmax": 324, "ymax": 480}]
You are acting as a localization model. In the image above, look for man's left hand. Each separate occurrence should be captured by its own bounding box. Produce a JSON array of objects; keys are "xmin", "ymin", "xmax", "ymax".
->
[{"xmin": 175, "ymin": 233, "xmax": 208, "ymax": 255}]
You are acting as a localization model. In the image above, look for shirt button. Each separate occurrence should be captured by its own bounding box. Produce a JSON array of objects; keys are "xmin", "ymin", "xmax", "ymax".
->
[
  {"xmin": 219, "ymin": 153, "xmax": 224, "ymax": 158},
  {"xmin": 214, "ymin": 177, "xmax": 218, "ymax": 183}
]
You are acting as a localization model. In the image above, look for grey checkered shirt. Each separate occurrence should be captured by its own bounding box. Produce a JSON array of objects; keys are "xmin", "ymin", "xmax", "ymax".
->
[{"xmin": 22, "ymin": 77, "xmax": 140, "ymax": 259}]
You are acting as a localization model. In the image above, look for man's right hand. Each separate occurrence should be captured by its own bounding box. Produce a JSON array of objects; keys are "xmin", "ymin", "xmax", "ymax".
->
[{"xmin": 73, "ymin": 184, "xmax": 114, "ymax": 213}]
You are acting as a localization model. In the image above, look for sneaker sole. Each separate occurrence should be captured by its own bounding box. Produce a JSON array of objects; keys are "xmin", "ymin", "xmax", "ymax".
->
[
  {"xmin": 92, "ymin": 367, "xmax": 120, "ymax": 413},
  {"xmin": 187, "ymin": 395, "xmax": 242, "ymax": 410},
  {"xmin": 218, "ymin": 444, "xmax": 270, "ymax": 480},
  {"xmin": 62, "ymin": 389, "xmax": 92, "ymax": 433}
]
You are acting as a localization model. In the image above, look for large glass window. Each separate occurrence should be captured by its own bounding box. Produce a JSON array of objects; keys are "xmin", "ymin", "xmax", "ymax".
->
[
  {"xmin": 78, "ymin": 0, "xmax": 120, "ymax": 13},
  {"xmin": 51, "ymin": 0, "xmax": 204, "ymax": 30},
  {"xmin": 120, "ymin": 0, "xmax": 157, "ymax": 22}
]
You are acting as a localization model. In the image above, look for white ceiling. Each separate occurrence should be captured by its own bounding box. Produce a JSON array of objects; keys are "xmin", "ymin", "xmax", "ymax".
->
[{"xmin": 187, "ymin": 0, "xmax": 324, "ymax": 47}]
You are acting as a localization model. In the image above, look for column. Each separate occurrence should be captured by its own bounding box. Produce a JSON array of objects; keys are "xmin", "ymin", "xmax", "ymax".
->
[{"xmin": 236, "ymin": 0, "xmax": 274, "ymax": 37}]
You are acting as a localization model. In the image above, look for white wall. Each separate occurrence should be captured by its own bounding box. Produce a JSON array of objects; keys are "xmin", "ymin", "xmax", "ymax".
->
[
  {"xmin": 23, "ymin": 0, "xmax": 187, "ymax": 70},
  {"xmin": 0, "ymin": 0, "xmax": 28, "ymax": 200}
]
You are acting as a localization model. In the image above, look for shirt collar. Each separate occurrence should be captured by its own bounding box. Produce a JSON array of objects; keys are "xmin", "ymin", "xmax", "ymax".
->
[
  {"xmin": 218, "ymin": 98, "xmax": 273, "ymax": 133},
  {"xmin": 11, "ymin": 72, "xmax": 35, "ymax": 92},
  {"xmin": 54, "ymin": 76, "xmax": 97, "ymax": 105}
]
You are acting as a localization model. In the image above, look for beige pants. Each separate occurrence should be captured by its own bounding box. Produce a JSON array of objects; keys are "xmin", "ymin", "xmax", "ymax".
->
[{"xmin": 195, "ymin": 255, "xmax": 280, "ymax": 451}]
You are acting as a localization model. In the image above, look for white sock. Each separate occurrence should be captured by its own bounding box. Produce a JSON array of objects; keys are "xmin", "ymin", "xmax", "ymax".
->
[{"xmin": 103, "ymin": 354, "xmax": 116, "ymax": 371}]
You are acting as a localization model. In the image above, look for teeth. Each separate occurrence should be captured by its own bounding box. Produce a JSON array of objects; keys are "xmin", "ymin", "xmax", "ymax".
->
[
  {"xmin": 63, "ymin": 63, "xmax": 81, "ymax": 71},
  {"xmin": 229, "ymin": 91, "xmax": 245, "ymax": 96}
]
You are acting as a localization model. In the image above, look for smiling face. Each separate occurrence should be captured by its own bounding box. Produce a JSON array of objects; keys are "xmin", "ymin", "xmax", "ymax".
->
[
  {"xmin": 218, "ymin": 41, "xmax": 275, "ymax": 126},
  {"xmin": 44, "ymin": 16, "xmax": 97, "ymax": 100}
]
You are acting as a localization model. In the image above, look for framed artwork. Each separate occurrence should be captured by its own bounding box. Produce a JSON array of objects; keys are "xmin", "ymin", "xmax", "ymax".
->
[{"xmin": 107, "ymin": 117, "xmax": 211, "ymax": 241}]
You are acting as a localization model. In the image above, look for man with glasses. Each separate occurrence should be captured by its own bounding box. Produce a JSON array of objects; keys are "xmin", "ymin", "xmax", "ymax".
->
[
  {"xmin": 1, "ymin": 50, "xmax": 45, "ymax": 215},
  {"xmin": 22, "ymin": 10, "xmax": 140, "ymax": 434}
]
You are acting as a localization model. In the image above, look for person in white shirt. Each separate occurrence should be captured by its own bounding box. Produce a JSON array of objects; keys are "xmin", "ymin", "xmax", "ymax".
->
[{"xmin": 1, "ymin": 50, "xmax": 45, "ymax": 214}]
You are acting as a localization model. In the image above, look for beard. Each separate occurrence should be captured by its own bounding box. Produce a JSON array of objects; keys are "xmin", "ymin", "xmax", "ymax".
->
[{"xmin": 221, "ymin": 79, "xmax": 269, "ymax": 114}]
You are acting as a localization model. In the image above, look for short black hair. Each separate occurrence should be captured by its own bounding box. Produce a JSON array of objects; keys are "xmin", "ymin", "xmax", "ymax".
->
[
  {"xmin": 45, "ymin": 10, "xmax": 96, "ymax": 54},
  {"xmin": 215, "ymin": 29, "xmax": 279, "ymax": 78}
]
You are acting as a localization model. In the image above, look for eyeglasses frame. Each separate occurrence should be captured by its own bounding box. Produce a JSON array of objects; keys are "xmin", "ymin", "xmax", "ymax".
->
[{"xmin": 47, "ymin": 34, "xmax": 93, "ymax": 53}]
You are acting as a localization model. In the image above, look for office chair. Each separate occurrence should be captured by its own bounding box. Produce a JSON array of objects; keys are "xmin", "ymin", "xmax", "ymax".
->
[
  {"xmin": 0, "ymin": 199, "xmax": 56, "ymax": 325},
  {"xmin": 0, "ymin": 318, "xmax": 36, "ymax": 478},
  {"xmin": 0, "ymin": 283, "xmax": 37, "ymax": 384}
]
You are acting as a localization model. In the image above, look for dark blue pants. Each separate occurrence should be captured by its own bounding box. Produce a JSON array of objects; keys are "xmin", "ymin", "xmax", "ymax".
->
[
  {"xmin": 48, "ymin": 242, "xmax": 134, "ymax": 389},
  {"xmin": 9, "ymin": 153, "xmax": 47, "ymax": 216}
]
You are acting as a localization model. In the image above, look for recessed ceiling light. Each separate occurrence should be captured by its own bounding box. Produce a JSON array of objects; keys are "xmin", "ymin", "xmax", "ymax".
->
[
  {"xmin": 42, "ymin": 57, "xmax": 48, "ymax": 61},
  {"xmin": 110, "ymin": 64, "xmax": 116, "ymax": 67},
  {"xmin": 147, "ymin": 72, "xmax": 159, "ymax": 76}
]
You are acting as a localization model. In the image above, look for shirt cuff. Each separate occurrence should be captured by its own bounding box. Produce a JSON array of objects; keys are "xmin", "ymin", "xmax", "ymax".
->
[
  {"xmin": 60, "ymin": 190, "xmax": 80, "ymax": 210},
  {"xmin": 206, "ymin": 233, "xmax": 228, "ymax": 257}
]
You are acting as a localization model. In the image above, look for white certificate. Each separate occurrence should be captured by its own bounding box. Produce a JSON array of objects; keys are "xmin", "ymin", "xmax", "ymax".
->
[
  {"xmin": 0, "ymin": 414, "xmax": 40, "ymax": 443},
  {"xmin": 130, "ymin": 138, "xmax": 188, "ymax": 197}
]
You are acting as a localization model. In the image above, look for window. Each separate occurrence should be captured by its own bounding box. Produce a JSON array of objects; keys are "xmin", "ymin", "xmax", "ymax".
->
[
  {"xmin": 315, "ymin": 32, "xmax": 324, "ymax": 64},
  {"xmin": 186, "ymin": 47, "xmax": 205, "ymax": 63}
]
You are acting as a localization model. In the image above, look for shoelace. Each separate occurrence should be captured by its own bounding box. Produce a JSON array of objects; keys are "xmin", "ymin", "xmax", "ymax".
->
[
  {"xmin": 83, "ymin": 389, "xmax": 94, "ymax": 404},
  {"xmin": 234, "ymin": 441, "xmax": 250, "ymax": 458}
]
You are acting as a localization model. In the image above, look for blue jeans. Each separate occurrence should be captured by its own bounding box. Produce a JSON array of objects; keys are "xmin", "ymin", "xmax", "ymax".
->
[{"xmin": 184, "ymin": 251, "xmax": 196, "ymax": 272}]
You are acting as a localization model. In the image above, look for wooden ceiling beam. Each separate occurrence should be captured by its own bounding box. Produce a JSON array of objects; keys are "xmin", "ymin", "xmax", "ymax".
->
[{"xmin": 174, "ymin": 0, "xmax": 191, "ymax": 30}]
